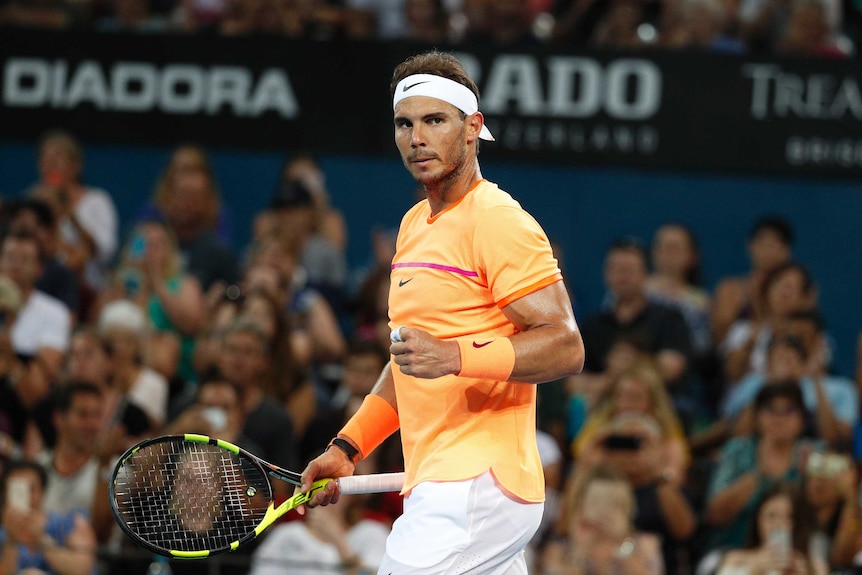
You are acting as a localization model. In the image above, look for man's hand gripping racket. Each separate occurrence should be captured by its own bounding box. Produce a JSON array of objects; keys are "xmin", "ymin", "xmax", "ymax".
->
[{"xmin": 109, "ymin": 434, "xmax": 403, "ymax": 559}]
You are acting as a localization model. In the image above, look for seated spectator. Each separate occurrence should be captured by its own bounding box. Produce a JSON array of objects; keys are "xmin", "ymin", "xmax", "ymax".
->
[
  {"xmin": 803, "ymin": 451, "xmax": 859, "ymax": 569},
  {"xmin": 2, "ymin": 198, "xmax": 79, "ymax": 316},
  {"xmin": 238, "ymin": 288, "xmax": 314, "ymax": 436},
  {"xmin": 574, "ymin": 409, "xmax": 697, "ymax": 574},
  {"xmin": 0, "ymin": 231, "xmax": 71, "ymax": 409},
  {"xmin": 162, "ymin": 374, "xmax": 263, "ymax": 456},
  {"xmin": 711, "ymin": 216, "xmax": 794, "ymax": 347},
  {"xmin": 213, "ymin": 319, "xmax": 298, "ymax": 485},
  {"xmin": 662, "ymin": 0, "xmax": 746, "ymax": 52},
  {"xmin": 646, "ymin": 222, "xmax": 722, "ymax": 408},
  {"xmin": 706, "ymin": 383, "xmax": 820, "ymax": 552},
  {"xmin": 775, "ymin": 0, "xmax": 847, "ymax": 57},
  {"xmin": 271, "ymin": 155, "xmax": 348, "ymax": 317},
  {"xmin": 574, "ymin": 357, "xmax": 690, "ymax": 484},
  {"xmin": 715, "ymin": 482, "xmax": 826, "ymax": 575},
  {"xmin": 590, "ymin": 0, "xmax": 648, "ymax": 49},
  {"xmin": 721, "ymin": 261, "xmax": 818, "ymax": 384},
  {"xmin": 725, "ymin": 310, "xmax": 856, "ymax": 447},
  {"xmin": 97, "ymin": 299, "xmax": 169, "ymax": 428},
  {"xmin": 540, "ymin": 464, "xmax": 664, "ymax": 575},
  {"xmin": 156, "ymin": 165, "xmax": 240, "ymax": 293},
  {"xmin": 140, "ymin": 143, "xmax": 234, "ymax": 243},
  {"xmin": 0, "ymin": 460, "xmax": 97, "ymax": 575},
  {"xmin": 104, "ymin": 220, "xmax": 207, "ymax": 395},
  {"xmin": 0, "ymin": 275, "xmax": 24, "ymax": 463},
  {"xmin": 95, "ymin": 0, "xmax": 169, "ymax": 32},
  {"xmin": 573, "ymin": 237, "xmax": 695, "ymax": 416},
  {"xmin": 34, "ymin": 382, "xmax": 115, "ymax": 543},
  {"xmin": 27, "ymin": 130, "xmax": 118, "ymax": 301},
  {"xmin": 404, "ymin": 0, "xmax": 450, "ymax": 42},
  {"xmin": 0, "ymin": 0, "xmax": 76, "ymax": 28}
]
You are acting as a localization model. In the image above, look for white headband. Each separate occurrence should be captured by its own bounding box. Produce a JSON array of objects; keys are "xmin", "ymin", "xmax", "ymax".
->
[{"xmin": 393, "ymin": 74, "xmax": 495, "ymax": 141}]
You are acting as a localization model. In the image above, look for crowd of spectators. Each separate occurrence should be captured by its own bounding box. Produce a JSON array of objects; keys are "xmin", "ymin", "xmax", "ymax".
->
[
  {"xmin": 0, "ymin": 121, "xmax": 861, "ymax": 574},
  {"xmin": 0, "ymin": 0, "xmax": 860, "ymax": 57}
]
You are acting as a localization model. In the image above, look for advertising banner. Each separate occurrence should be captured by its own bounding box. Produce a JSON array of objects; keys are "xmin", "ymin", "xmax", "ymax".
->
[{"xmin": 4, "ymin": 30, "xmax": 862, "ymax": 177}]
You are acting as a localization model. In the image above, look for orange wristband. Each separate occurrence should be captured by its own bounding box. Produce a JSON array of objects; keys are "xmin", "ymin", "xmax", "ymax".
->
[
  {"xmin": 456, "ymin": 337, "xmax": 515, "ymax": 381},
  {"xmin": 339, "ymin": 394, "xmax": 400, "ymax": 460}
]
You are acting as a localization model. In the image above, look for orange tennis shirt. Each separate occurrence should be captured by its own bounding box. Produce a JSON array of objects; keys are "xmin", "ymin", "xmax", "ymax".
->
[{"xmin": 388, "ymin": 179, "xmax": 563, "ymax": 503}]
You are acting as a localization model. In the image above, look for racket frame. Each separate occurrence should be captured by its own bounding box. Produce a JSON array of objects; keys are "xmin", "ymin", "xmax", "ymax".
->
[{"xmin": 108, "ymin": 433, "xmax": 331, "ymax": 559}]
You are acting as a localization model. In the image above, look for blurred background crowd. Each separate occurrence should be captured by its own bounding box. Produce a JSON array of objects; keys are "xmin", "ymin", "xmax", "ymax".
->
[
  {"xmin": 2, "ymin": 1, "xmax": 862, "ymax": 574},
  {"xmin": 1, "ymin": 0, "xmax": 862, "ymax": 57}
]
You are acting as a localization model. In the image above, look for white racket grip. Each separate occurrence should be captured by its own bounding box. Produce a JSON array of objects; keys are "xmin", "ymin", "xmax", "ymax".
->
[{"xmin": 337, "ymin": 472, "xmax": 404, "ymax": 494}]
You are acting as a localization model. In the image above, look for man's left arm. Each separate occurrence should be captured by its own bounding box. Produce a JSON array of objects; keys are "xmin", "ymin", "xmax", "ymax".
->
[
  {"xmin": 391, "ymin": 281, "xmax": 583, "ymax": 384},
  {"xmin": 501, "ymin": 280, "xmax": 585, "ymax": 384}
]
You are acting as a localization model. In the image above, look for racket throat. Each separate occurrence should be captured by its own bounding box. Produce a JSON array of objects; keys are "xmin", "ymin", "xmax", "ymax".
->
[{"xmin": 255, "ymin": 479, "xmax": 332, "ymax": 536}]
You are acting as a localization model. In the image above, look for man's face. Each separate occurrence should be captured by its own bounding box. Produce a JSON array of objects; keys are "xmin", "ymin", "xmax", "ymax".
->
[
  {"xmin": 216, "ymin": 331, "xmax": 267, "ymax": 389},
  {"xmin": 394, "ymin": 96, "xmax": 471, "ymax": 187},
  {"xmin": 167, "ymin": 171, "xmax": 210, "ymax": 228},
  {"xmin": 39, "ymin": 140, "xmax": 80, "ymax": 186},
  {"xmin": 604, "ymin": 248, "xmax": 647, "ymax": 300},
  {"xmin": 56, "ymin": 392, "xmax": 104, "ymax": 452},
  {"xmin": 0, "ymin": 237, "xmax": 42, "ymax": 290}
]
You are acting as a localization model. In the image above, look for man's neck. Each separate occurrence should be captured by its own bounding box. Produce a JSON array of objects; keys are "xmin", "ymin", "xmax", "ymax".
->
[
  {"xmin": 425, "ymin": 160, "xmax": 482, "ymax": 216},
  {"xmin": 52, "ymin": 443, "xmax": 95, "ymax": 476}
]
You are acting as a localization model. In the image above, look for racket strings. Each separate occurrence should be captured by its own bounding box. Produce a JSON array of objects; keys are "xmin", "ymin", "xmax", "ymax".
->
[{"xmin": 113, "ymin": 441, "xmax": 271, "ymax": 553}]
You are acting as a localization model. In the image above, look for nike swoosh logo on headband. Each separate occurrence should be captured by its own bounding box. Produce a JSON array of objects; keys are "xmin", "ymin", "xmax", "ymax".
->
[{"xmin": 403, "ymin": 81, "xmax": 430, "ymax": 92}]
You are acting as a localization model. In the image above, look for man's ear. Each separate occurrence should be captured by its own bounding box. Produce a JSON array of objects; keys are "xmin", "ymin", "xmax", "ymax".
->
[{"xmin": 466, "ymin": 112, "xmax": 484, "ymax": 143}]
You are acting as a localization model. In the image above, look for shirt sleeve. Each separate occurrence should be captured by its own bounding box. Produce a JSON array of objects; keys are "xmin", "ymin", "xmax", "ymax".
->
[{"xmin": 472, "ymin": 205, "xmax": 561, "ymax": 308}]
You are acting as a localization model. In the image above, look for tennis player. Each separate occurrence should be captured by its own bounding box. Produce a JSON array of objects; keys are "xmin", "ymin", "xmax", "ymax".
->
[{"xmin": 299, "ymin": 50, "xmax": 585, "ymax": 574}]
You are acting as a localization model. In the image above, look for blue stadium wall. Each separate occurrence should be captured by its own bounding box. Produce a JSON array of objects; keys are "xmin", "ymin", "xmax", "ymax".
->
[{"xmin": 1, "ymin": 141, "xmax": 859, "ymax": 378}]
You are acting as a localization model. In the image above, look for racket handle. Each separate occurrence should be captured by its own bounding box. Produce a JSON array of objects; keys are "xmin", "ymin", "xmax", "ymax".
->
[{"xmin": 337, "ymin": 472, "xmax": 404, "ymax": 494}]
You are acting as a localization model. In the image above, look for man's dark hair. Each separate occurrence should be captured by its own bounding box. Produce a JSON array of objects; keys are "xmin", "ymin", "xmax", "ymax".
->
[
  {"xmin": 390, "ymin": 50, "xmax": 479, "ymax": 102},
  {"xmin": 0, "ymin": 460, "xmax": 48, "ymax": 503},
  {"xmin": 6, "ymin": 198, "xmax": 56, "ymax": 229},
  {"xmin": 753, "ymin": 380, "xmax": 805, "ymax": 415},
  {"xmin": 54, "ymin": 381, "xmax": 103, "ymax": 414},
  {"xmin": 749, "ymin": 215, "xmax": 794, "ymax": 247},
  {"xmin": 2, "ymin": 230, "xmax": 47, "ymax": 265},
  {"xmin": 608, "ymin": 236, "xmax": 648, "ymax": 267},
  {"xmin": 785, "ymin": 308, "xmax": 826, "ymax": 333}
]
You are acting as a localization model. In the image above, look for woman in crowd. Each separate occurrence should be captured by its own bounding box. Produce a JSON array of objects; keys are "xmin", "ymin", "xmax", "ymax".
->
[
  {"xmin": 540, "ymin": 464, "xmax": 663, "ymax": 575},
  {"xmin": 716, "ymin": 482, "xmax": 826, "ymax": 575},
  {"xmin": 706, "ymin": 382, "xmax": 820, "ymax": 552},
  {"xmin": 96, "ymin": 298, "xmax": 169, "ymax": 428},
  {"xmin": 721, "ymin": 261, "xmax": 817, "ymax": 385},
  {"xmin": 573, "ymin": 356, "xmax": 690, "ymax": 483},
  {"xmin": 106, "ymin": 220, "xmax": 206, "ymax": 397}
]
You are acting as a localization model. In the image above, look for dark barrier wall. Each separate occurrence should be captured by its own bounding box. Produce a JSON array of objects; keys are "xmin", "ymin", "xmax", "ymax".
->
[
  {"xmin": 1, "ymin": 31, "xmax": 861, "ymax": 376},
  {"xmin": 5, "ymin": 30, "xmax": 862, "ymax": 176}
]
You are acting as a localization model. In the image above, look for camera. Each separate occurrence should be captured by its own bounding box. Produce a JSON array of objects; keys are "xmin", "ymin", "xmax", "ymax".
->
[
  {"xmin": 806, "ymin": 452, "xmax": 849, "ymax": 478},
  {"xmin": 602, "ymin": 434, "xmax": 643, "ymax": 451}
]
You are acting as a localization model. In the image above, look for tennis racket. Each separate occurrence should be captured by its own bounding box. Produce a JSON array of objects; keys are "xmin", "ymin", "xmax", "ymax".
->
[{"xmin": 109, "ymin": 434, "xmax": 404, "ymax": 559}]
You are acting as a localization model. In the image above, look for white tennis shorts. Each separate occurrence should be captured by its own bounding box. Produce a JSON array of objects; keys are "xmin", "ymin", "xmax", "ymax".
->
[{"xmin": 377, "ymin": 470, "xmax": 543, "ymax": 575}]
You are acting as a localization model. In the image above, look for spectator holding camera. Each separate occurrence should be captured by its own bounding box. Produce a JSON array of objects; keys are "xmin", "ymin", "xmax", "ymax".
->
[
  {"xmin": 574, "ymin": 409, "xmax": 696, "ymax": 575},
  {"xmin": 0, "ymin": 231, "xmax": 71, "ymax": 410},
  {"xmin": 706, "ymin": 383, "xmax": 820, "ymax": 552},
  {"xmin": 0, "ymin": 459, "xmax": 97, "ymax": 575},
  {"xmin": 803, "ymin": 451, "xmax": 859, "ymax": 568},
  {"xmin": 574, "ymin": 357, "xmax": 690, "ymax": 484},
  {"xmin": 716, "ymin": 482, "xmax": 824, "ymax": 575},
  {"xmin": 540, "ymin": 464, "xmax": 663, "ymax": 575},
  {"xmin": 103, "ymin": 220, "xmax": 206, "ymax": 393},
  {"xmin": 724, "ymin": 310, "xmax": 856, "ymax": 447},
  {"xmin": 26, "ymin": 130, "xmax": 118, "ymax": 298}
]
